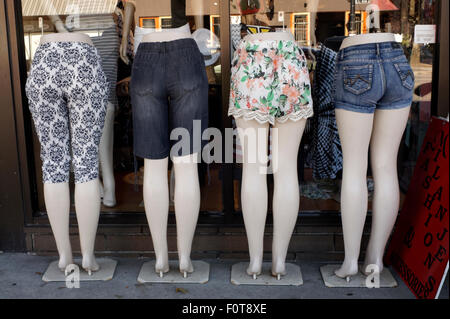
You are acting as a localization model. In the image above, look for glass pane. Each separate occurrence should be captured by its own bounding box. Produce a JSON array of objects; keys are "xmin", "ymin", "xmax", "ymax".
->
[
  {"xmin": 21, "ymin": 0, "xmax": 223, "ymax": 213},
  {"xmin": 228, "ymin": 0, "xmax": 439, "ymax": 212}
]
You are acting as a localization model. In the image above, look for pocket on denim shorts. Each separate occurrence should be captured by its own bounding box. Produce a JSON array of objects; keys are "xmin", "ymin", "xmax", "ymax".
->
[
  {"xmin": 394, "ymin": 63, "xmax": 415, "ymax": 90},
  {"xmin": 178, "ymin": 51, "xmax": 206, "ymax": 92},
  {"xmin": 343, "ymin": 64, "xmax": 373, "ymax": 95},
  {"xmin": 131, "ymin": 64, "xmax": 154, "ymax": 97}
]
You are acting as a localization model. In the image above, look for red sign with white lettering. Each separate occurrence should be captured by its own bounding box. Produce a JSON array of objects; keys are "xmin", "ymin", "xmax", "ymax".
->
[{"xmin": 385, "ymin": 117, "xmax": 449, "ymax": 299}]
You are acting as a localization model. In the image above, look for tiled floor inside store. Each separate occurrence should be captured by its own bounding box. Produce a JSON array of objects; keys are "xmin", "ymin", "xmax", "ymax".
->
[{"xmin": 0, "ymin": 253, "xmax": 448, "ymax": 299}]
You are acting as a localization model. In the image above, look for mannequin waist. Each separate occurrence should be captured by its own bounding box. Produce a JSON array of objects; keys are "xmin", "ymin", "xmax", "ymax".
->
[
  {"xmin": 142, "ymin": 31, "xmax": 192, "ymax": 43},
  {"xmin": 40, "ymin": 32, "xmax": 93, "ymax": 45},
  {"xmin": 340, "ymin": 33, "xmax": 396, "ymax": 50},
  {"xmin": 243, "ymin": 31, "xmax": 295, "ymax": 42},
  {"xmin": 337, "ymin": 41, "xmax": 405, "ymax": 62},
  {"xmin": 136, "ymin": 38, "xmax": 199, "ymax": 54}
]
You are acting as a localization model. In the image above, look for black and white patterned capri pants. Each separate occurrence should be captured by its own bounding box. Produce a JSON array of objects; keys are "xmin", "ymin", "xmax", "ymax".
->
[{"xmin": 25, "ymin": 41, "xmax": 109, "ymax": 184}]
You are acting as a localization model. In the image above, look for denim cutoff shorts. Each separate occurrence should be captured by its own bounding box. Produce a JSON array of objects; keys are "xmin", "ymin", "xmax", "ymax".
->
[
  {"xmin": 334, "ymin": 42, "xmax": 414, "ymax": 113},
  {"xmin": 130, "ymin": 38, "xmax": 208, "ymax": 159}
]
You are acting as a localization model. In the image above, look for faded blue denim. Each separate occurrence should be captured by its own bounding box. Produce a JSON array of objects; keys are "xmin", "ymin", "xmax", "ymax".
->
[{"xmin": 334, "ymin": 42, "xmax": 414, "ymax": 113}]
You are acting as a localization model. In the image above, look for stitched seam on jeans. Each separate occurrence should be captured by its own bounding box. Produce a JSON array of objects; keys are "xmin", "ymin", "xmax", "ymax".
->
[
  {"xmin": 394, "ymin": 63, "xmax": 414, "ymax": 90},
  {"xmin": 343, "ymin": 65, "xmax": 373, "ymax": 95}
]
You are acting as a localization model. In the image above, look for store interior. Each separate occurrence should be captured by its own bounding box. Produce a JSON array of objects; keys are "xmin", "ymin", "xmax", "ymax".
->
[{"xmin": 20, "ymin": 0, "xmax": 435, "ymax": 215}]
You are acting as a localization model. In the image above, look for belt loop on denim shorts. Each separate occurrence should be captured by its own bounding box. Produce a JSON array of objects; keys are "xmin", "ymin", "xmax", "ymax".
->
[{"xmin": 376, "ymin": 43, "xmax": 380, "ymax": 57}]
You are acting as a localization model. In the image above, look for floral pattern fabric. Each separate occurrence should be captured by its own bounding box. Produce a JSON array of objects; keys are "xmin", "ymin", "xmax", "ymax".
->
[
  {"xmin": 25, "ymin": 42, "xmax": 109, "ymax": 184},
  {"xmin": 229, "ymin": 39, "xmax": 313, "ymax": 125}
]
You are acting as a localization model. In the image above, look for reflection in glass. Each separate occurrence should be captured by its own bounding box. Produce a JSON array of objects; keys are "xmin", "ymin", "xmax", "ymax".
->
[{"xmin": 228, "ymin": 0, "xmax": 438, "ymax": 214}]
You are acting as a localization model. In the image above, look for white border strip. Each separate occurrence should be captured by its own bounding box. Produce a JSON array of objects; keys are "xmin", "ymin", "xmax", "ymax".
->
[{"xmin": 435, "ymin": 262, "xmax": 449, "ymax": 299}]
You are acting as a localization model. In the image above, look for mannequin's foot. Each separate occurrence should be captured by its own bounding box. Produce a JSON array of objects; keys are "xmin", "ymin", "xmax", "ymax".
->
[
  {"xmin": 246, "ymin": 259, "xmax": 262, "ymax": 279},
  {"xmin": 102, "ymin": 191, "xmax": 116, "ymax": 207},
  {"xmin": 102, "ymin": 182, "xmax": 116, "ymax": 207},
  {"xmin": 179, "ymin": 257, "xmax": 194, "ymax": 278},
  {"xmin": 334, "ymin": 261, "xmax": 358, "ymax": 282},
  {"xmin": 155, "ymin": 259, "xmax": 170, "ymax": 278},
  {"xmin": 99, "ymin": 181, "xmax": 116, "ymax": 207},
  {"xmin": 82, "ymin": 255, "xmax": 100, "ymax": 276},
  {"xmin": 58, "ymin": 255, "xmax": 74, "ymax": 272},
  {"xmin": 271, "ymin": 260, "xmax": 287, "ymax": 280}
]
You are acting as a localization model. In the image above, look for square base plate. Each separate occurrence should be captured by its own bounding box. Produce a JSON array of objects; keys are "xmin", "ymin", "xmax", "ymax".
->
[
  {"xmin": 320, "ymin": 264, "xmax": 398, "ymax": 288},
  {"xmin": 231, "ymin": 262, "xmax": 303, "ymax": 286},
  {"xmin": 42, "ymin": 258, "xmax": 117, "ymax": 282},
  {"xmin": 137, "ymin": 260, "xmax": 209, "ymax": 284}
]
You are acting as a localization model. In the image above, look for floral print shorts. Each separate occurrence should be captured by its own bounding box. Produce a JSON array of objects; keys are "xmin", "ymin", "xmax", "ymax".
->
[{"xmin": 229, "ymin": 37, "xmax": 313, "ymax": 125}]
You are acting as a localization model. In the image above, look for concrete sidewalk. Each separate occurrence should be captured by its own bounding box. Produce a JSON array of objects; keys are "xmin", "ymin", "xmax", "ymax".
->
[{"xmin": 0, "ymin": 253, "xmax": 447, "ymax": 299}]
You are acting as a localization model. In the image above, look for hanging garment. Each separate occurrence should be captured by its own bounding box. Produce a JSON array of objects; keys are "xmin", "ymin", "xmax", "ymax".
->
[{"xmin": 310, "ymin": 45, "xmax": 343, "ymax": 180}]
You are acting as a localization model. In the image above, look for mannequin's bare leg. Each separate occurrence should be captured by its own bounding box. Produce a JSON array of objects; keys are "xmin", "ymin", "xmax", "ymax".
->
[
  {"xmin": 143, "ymin": 158, "xmax": 170, "ymax": 276},
  {"xmin": 172, "ymin": 153, "xmax": 201, "ymax": 276},
  {"xmin": 75, "ymin": 178, "xmax": 101, "ymax": 274},
  {"xmin": 335, "ymin": 109, "xmax": 374, "ymax": 280},
  {"xmin": 363, "ymin": 107, "xmax": 410, "ymax": 275},
  {"xmin": 99, "ymin": 102, "xmax": 116, "ymax": 207},
  {"xmin": 44, "ymin": 183, "xmax": 73, "ymax": 271},
  {"xmin": 271, "ymin": 119, "xmax": 307, "ymax": 278},
  {"xmin": 236, "ymin": 118, "xmax": 270, "ymax": 278}
]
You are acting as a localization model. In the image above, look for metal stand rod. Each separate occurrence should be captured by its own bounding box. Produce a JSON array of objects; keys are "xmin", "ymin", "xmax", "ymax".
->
[{"xmin": 349, "ymin": 0, "xmax": 357, "ymax": 35}]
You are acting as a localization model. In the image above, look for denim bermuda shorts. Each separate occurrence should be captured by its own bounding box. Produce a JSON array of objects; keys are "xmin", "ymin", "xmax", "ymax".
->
[
  {"xmin": 334, "ymin": 42, "xmax": 414, "ymax": 113},
  {"xmin": 130, "ymin": 38, "xmax": 208, "ymax": 159}
]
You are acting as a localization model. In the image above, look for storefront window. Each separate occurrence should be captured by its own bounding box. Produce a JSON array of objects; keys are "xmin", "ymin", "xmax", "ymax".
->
[
  {"xmin": 19, "ymin": 0, "xmax": 440, "ymax": 216},
  {"xmin": 21, "ymin": 0, "xmax": 223, "ymax": 214},
  {"xmin": 229, "ymin": 0, "xmax": 439, "ymax": 212}
]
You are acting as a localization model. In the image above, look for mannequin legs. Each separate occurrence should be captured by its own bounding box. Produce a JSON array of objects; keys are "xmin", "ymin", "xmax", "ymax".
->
[
  {"xmin": 143, "ymin": 154, "xmax": 200, "ymax": 276},
  {"xmin": 363, "ymin": 107, "xmax": 411, "ymax": 275},
  {"xmin": 236, "ymin": 118, "xmax": 269, "ymax": 277},
  {"xmin": 173, "ymin": 154, "xmax": 201, "ymax": 275},
  {"xmin": 335, "ymin": 107, "xmax": 410, "ymax": 279},
  {"xmin": 236, "ymin": 117, "xmax": 306, "ymax": 278},
  {"xmin": 99, "ymin": 102, "xmax": 116, "ymax": 207},
  {"xmin": 75, "ymin": 179, "xmax": 101, "ymax": 273},
  {"xmin": 44, "ymin": 183, "xmax": 73, "ymax": 271},
  {"xmin": 143, "ymin": 158, "xmax": 170, "ymax": 275},
  {"xmin": 272, "ymin": 119, "xmax": 307, "ymax": 277},
  {"xmin": 335, "ymin": 109, "xmax": 374, "ymax": 279},
  {"xmin": 44, "ymin": 178, "xmax": 101, "ymax": 274}
]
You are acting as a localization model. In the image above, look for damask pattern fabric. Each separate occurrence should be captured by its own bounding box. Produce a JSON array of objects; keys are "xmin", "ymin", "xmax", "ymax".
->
[
  {"xmin": 229, "ymin": 38, "xmax": 313, "ymax": 125},
  {"xmin": 25, "ymin": 41, "xmax": 109, "ymax": 184}
]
